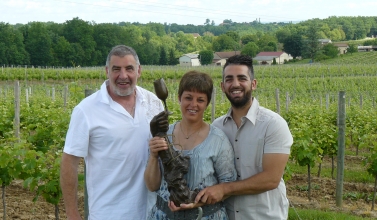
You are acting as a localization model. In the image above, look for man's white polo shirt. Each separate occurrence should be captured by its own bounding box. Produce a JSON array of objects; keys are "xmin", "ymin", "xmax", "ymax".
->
[{"xmin": 64, "ymin": 81, "xmax": 164, "ymax": 220}]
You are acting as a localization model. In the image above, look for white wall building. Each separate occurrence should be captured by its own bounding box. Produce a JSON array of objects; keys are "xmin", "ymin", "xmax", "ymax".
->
[{"xmin": 179, "ymin": 53, "xmax": 201, "ymax": 66}]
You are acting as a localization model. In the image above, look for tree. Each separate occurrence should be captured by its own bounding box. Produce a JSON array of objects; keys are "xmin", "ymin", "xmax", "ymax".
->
[
  {"xmin": 225, "ymin": 31, "xmax": 240, "ymax": 42},
  {"xmin": 93, "ymin": 23, "xmax": 129, "ymax": 65},
  {"xmin": 322, "ymin": 43, "xmax": 339, "ymax": 58},
  {"xmin": 62, "ymin": 17, "xmax": 96, "ymax": 66},
  {"xmin": 159, "ymin": 47, "xmax": 168, "ymax": 65},
  {"xmin": 174, "ymin": 31, "xmax": 195, "ymax": 54},
  {"xmin": 212, "ymin": 34, "xmax": 239, "ymax": 52},
  {"xmin": 0, "ymin": 23, "xmax": 29, "ymax": 65},
  {"xmin": 24, "ymin": 22, "xmax": 53, "ymax": 66},
  {"xmin": 145, "ymin": 22, "xmax": 166, "ymax": 37},
  {"xmin": 257, "ymin": 34, "xmax": 278, "ymax": 51},
  {"xmin": 341, "ymin": 19, "xmax": 355, "ymax": 40},
  {"xmin": 168, "ymin": 49, "xmax": 179, "ymax": 65},
  {"xmin": 283, "ymin": 34, "xmax": 303, "ymax": 59},
  {"xmin": 272, "ymin": 58, "xmax": 277, "ymax": 65},
  {"xmin": 275, "ymin": 29, "xmax": 291, "ymax": 43},
  {"xmin": 347, "ymin": 44, "xmax": 358, "ymax": 55},
  {"xmin": 303, "ymin": 23, "xmax": 321, "ymax": 60},
  {"xmin": 241, "ymin": 42, "xmax": 259, "ymax": 58},
  {"xmin": 223, "ymin": 19, "xmax": 232, "ymax": 24},
  {"xmin": 241, "ymin": 34, "xmax": 258, "ymax": 45},
  {"xmin": 199, "ymin": 50, "xmax": 214, "ymax": 65},
  {"xmin": 51, "ymin": 36, "xmax": 73, "ymax": 66}
]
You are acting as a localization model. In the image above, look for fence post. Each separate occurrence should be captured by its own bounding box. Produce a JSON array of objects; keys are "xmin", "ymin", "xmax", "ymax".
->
[
  {"xmin": 275, "ymin": 89, "xmax": 280, "ymax": 114},
  {"xmin": 285, "ymin": 92, "xmax": 289, "ymax": 113},
  {"xmin": 336, "ymin": 91, "xmax": 346, "ymax": 207},
  {"xmin": 359, "ymin": 94, "xmax": 363, "ymax": 109},
  {"xmin": 211, "ymin": 88, "xmax": 216, "ymax": 122},
  {"xmin": 84, "ymin": 89, "xmax": 94, "ymax": 220},
  {"xmin": 64, "ymin": 85, "xmax": 69, "ymax": 108},
  {"xmin": 326, "ymin": 93, "xmax": 329, "ymax": 110},
  {"xmin": 14, "ymin": 81, "xmax": 20, "ymax": 141}
]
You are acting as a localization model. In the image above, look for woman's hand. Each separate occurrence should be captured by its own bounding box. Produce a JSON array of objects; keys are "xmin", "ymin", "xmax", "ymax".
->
[
  {"xmin": 149, "ymin": 137, "xmax": 168, "ymax": 158},
  {"xmin": 168, "ymin": 201, "xmax": 203, "ymax": 212}
]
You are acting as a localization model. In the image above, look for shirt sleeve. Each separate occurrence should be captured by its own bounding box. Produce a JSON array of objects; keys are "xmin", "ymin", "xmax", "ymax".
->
[
  {"xmin": 63, "ymin": 106, "xmax": 90, "ymax": 157},
  {"xmin": 264, "ymin": 115, "xmax": 293, "ymax": 154},
  {"xmin": 212, "ymin": 129, "xmax": 237, "ymax": 183}
]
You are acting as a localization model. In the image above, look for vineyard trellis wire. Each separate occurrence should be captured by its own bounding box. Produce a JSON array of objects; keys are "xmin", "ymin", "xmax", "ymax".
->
[{"xmin": 1, "ymin": 64, "xmax": 377, "ymax": 218}]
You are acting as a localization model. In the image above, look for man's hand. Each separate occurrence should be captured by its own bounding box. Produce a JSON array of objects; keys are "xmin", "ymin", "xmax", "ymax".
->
[
  {"xmin": 168, "ymin": 201, "xmax": 199, "ymax": 212},
  {"xmin": 150, "ymin": 111, "xmax": 169, "ymax": 137},
  {"xmin": 195, "ymin": 184, "xmax": 225, "ymax": 204}
]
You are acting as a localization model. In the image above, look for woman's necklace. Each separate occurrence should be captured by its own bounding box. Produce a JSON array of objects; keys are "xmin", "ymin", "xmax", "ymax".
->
[{"xmin": 179, "ymin": 122, "xmax": 202, "ymax": 139}]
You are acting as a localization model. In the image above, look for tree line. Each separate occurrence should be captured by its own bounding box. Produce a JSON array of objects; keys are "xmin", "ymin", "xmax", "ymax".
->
[{"xmin": 1, "ymin": 16, "xmax": 377, "ymax": 67}]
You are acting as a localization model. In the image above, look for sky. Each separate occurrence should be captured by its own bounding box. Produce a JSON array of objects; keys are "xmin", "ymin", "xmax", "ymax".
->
[{"xmin": 1, "ymin": 0, "xmax": 377, "ymax": 26}]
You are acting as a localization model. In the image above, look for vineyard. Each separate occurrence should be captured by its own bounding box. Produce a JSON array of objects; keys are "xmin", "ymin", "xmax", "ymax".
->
[{"xmin": 1, "ymin": 64, "xmax": 377, "ymax": 219}]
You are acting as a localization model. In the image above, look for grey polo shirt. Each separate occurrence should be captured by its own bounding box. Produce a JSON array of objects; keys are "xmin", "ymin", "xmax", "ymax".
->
[{"xmin": 212, "ymin": 98, "xmax": 293, "ymax": 220}]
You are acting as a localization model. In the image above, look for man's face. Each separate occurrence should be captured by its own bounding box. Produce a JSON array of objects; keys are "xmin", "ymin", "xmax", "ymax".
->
[
  {"xmin": 105, "ymin": 55, "xmax": 141, "ymax": 97},
  {"xmin": 221, "ymin": 64, "xmax": 257, "ymax": 108}
]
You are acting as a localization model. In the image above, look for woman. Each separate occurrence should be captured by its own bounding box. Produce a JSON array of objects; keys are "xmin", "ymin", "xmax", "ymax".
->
[{"xmin": 144, "ymin": 70, "xmax": 237, "ymax": 220}]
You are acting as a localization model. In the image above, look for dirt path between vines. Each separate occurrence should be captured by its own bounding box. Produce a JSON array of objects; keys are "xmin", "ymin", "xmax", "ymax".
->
[{"xmin": 1, "ymin": 156, "xmax": 377, "ymax": 219}]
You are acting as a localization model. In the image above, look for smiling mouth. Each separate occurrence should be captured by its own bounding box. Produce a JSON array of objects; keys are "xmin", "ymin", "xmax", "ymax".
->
[
  {"xmin": 117, "ymin": 81, "xmax": 130, "ymax": 86},
  {"xmin": 231, "ymin": 90, "xmax": 243, "ymax": 95}
]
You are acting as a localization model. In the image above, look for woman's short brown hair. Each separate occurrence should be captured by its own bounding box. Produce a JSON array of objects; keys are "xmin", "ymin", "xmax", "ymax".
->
[{"xmin": 178, "ymin": 70, "xmax": 213, "ymax": 106}]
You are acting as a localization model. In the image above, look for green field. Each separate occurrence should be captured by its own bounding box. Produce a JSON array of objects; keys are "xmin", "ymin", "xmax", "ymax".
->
[{"xmin": 1, "ymin": 63, "xmax": 377, "ymax": 219}]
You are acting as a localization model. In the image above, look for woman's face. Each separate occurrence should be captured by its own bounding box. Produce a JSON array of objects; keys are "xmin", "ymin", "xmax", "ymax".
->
[{"xmin": 179, "ymin": 90, "xmax": 208, "ymax": 122}]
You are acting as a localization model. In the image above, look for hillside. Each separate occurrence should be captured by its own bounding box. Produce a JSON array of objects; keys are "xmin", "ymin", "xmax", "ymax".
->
[
  {"xmin": 318, "ymin": 51, "xmax": 377, "ymax": 65},
  {"xmin": 282, "ymin": 51, "xmax": 377, "ymax": 65}
]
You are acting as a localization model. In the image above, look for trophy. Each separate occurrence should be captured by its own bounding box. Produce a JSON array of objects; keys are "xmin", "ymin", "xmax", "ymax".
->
[
  {"xmin": 152, "ymin": 78, "xmax": 202, "ymax": 218},
  {"xmin": 153, "ymin": 78, "xmax": 199, "ymax": 204}
]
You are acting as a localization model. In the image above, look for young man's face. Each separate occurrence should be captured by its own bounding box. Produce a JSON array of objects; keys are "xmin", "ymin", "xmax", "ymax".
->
[
  {"xmin": 221, "ymin": 64, "xmax": 257, "ymax": 108},
  {"xmin": 106, "ymin": 55, "xmax": 141, "ymax": 97}
]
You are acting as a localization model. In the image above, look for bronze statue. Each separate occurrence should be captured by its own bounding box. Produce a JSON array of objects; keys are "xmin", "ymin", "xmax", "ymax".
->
[{"xmin": 150, "ymin": 78, "xmax": 202, "ymax": 218}]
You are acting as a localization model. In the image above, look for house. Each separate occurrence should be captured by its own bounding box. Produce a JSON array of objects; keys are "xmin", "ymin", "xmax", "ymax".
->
[
  {"xmin": 188, "ymin": 33, "xmax": 200, "ymax": 38},
  {"xmin": 318, "ymin": 39, "xmax": 332, "ymax": 45},
  {"xmin": 333, "ymin": 43, "xmax": 349, "ymax": 54},
  {"xmin": 212, "ymin": 51, "xmax": 241, "ymax": 66},
  {"xmin": 253, "ymin": 52, "xmax": 293, "ymax": 65},
  {"xmin": 179, "ymin": 53, "xmax": 201, "ymax": 67},
  {"xmin": 358, "ymin": 45, "xmax": 377, "ymax": 52}
]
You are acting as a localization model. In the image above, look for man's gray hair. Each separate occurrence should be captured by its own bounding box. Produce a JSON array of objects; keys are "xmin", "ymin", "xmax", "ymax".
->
[{"xmin": 106, "ymin": 45, "xmax": 140, "ymax": 67}]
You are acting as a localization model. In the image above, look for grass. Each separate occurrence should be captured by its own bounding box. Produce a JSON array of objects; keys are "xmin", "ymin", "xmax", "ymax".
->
[
  {"xmin": 288, "ymin": 208, "xmax": 375, "ymax": 220},
  {"xmin": 287, "ymin": 159, "xmax": 374, "ymax": 184},
  {"xmin": 287, "ymin": 147, "xmax": 375, "ymax": 184}
]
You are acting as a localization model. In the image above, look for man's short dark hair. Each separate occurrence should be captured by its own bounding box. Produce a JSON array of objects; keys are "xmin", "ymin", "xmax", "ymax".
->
[{"xmin": 223, "ymin": 55, "xmax": 254, "ymax": 80}]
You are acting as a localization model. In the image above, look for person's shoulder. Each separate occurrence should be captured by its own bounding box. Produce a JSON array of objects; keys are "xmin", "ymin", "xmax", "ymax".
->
[
  {"xmin": 209, "ymin": 124, "xmax": 228, "ymax": 140},
  {"xmin": 137, "ymin": 86, "xmax": 160, "ymax": 100},
  {"xmin": 257, "ymin": 105, "xmax": 288, "ymax": 124},
  {"xmin": 76, "ymin": 91, "xmax": 100, "ymax": 108},
  {"xmin": 212, "ymin": 115, "xmax": 227, "ymax": 127}
]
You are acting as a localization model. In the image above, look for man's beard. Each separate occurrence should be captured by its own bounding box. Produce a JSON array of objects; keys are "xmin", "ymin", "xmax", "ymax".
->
[
  {"xmin": 115, "ymin": 87, "xmax": 134, "ymax": 96},
  {"xmin": 225, "ymin": 89, "xmax": 252, "ymax": 108},
  {"xmin": 111, "ymin": 81, "xmax": 135, "ymax": 97}
]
